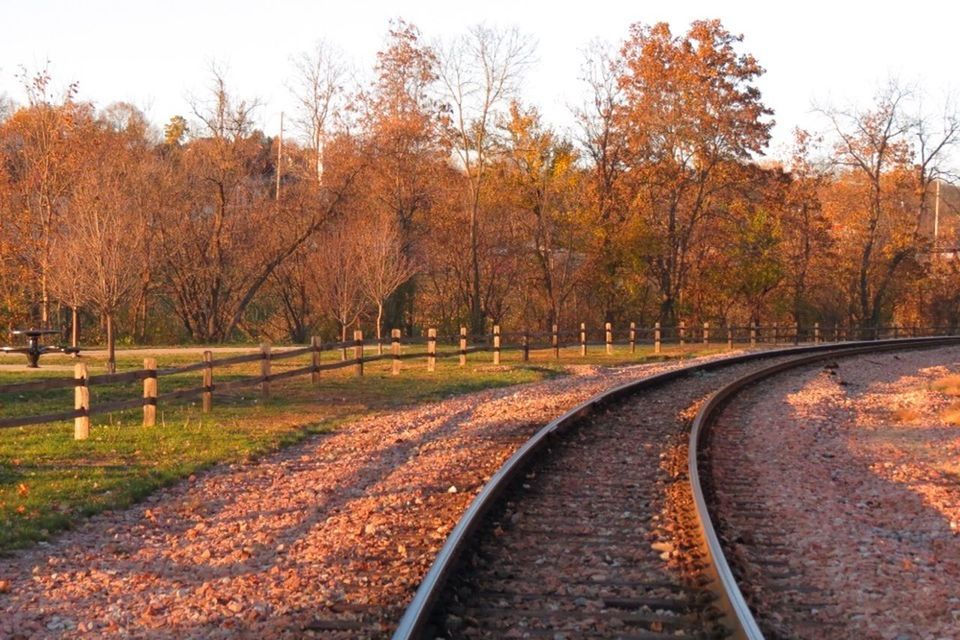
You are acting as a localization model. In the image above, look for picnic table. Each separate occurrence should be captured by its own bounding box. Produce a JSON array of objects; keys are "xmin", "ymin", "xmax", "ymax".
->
[{"xmin": 1, "ymin": 329, "xmax": 79, "ymax": 368}]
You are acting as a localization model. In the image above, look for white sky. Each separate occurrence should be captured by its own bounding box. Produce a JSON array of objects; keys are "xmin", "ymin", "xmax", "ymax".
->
[{"xmin": 2, "ymin": 0, "xmax": 957, "ymax": 160}]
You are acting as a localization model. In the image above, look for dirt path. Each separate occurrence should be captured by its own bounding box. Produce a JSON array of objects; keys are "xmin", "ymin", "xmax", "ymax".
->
[{"xmin": 0, "ymin": 355, "xmax": 735, "ymax": 639}]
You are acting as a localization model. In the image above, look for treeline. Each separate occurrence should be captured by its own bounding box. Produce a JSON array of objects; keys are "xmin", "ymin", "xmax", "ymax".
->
[{"xmin": 2, "ymin": 19, "xmax": 959, "ymax": 370}]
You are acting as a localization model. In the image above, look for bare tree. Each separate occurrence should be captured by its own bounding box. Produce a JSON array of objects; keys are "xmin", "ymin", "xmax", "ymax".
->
[
  {"xmin": 49, "ymin": 125, "xmax": 143, "ymax": 371},
  {"xmin": 437, "ymin": 24, "xmax": 535, "ymax": 333},
  {"xmin": 312, "ymin": 220, "xmax": 366, "ymax": 358},
  {"xmin": 290, "ymin": 40, "xmax": 350, "ymax": 184},
  {"xmin": 358, "ymin": 213, "xmax": 417, "ymax": 352}
]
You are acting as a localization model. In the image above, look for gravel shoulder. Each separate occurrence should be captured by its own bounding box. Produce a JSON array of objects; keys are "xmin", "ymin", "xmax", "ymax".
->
[
  {"xmin": 709, "ymin": 346, "xmax": 960, "ymax": 640},
  {"xmin": 0, "ymin": 354, "xmax": 738, "ymax": 639}
]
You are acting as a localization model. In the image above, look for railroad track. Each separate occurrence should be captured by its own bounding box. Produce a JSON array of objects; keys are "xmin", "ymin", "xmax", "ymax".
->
[{"xmin": 391, "ymin": 337, "xmax": 960, "ymax": 640}]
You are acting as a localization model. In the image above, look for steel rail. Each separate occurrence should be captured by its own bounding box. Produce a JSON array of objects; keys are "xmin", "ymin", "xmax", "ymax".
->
[
  {"xmin": 687, "ymin": 335, "xmax": 960, "ymax": 639},
  {"xmin": 391, "ymin": 335, "xmax": 959, "ymax": 640}
]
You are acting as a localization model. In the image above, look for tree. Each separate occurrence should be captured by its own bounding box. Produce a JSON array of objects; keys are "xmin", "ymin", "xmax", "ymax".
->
[
  {"xmin": 4, "ymin": 66, "xmax": 85, "ymax": 327},
  {"xmin": 290, "ymin": 40, "xmax": 349, "ymax": 184},
  {"xmin": 575, "ymin": 40, "xmax": 630, "ymax": 322},
  {"xmin": 437, "ymin": 24, "xmax": 535, "ymax": 333},
  {"xmin": 362, "ymin": 19, "xmax": 445, "ymax": 332},
  {"xmin": 358, "ymin": 213, "xmax": 417, "ymax": 353},
  {"xmin": 819, "ymin": 82, "xmax": 959, "ymax": 332},
  {"xmin": 616, "ymin": 20, "xmax": 773, "ymax": 323},
  {"xmin": 156, "ymin": 70, "xmax": 361, "ymax": 342},
  {"xmin": 501, "ymin": 102, "xmax": 585, "ymax": 328},
  {"xmin": 48, "ymin": 121, "xmax": 144, "ymax": 371}
]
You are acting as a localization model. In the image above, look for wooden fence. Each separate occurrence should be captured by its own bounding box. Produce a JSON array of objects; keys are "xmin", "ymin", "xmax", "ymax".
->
[{"xmin": 0, "ymin": 321, "xmax": 952, "ymax": 439}]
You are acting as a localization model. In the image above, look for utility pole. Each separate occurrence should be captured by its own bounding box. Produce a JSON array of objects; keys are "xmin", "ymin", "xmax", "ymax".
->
[{"xmin": 276, "ymin": 112, "xmax": 284, "ymax": 201}]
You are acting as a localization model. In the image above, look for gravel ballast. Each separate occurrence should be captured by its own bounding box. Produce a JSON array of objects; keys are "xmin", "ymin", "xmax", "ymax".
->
[{"xmin": 708, "ymin": 346, "xmax": 960, "ymax": 639}]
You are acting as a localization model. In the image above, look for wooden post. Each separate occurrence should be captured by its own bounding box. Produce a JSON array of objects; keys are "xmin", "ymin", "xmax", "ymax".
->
[
  {"xmin": 202, "ymin": 350, "xmax": 213, "ymax": 412},
  {"xmin": 427, "ymin": 328, "xmax": 437, "ymax": 372},
  {"xmin": 493, "ymin": 325, "xmax": 501, "ymax": 365},
  {"xmin": 773, "ymin": 322, "xmax": 779, "ymax": 345},
  {"xmin": 654, "ymin": 322, "xmax": 662, "ymax": 354},
  {"xmin": 354, "ymin": 330, "xmax": 364, "ymax": 376},
  {"xmin": 605, "ymin": 322, "xmax": 613, "ymax": 355},
  {"xmin": 522, "ymin": 331, "xmax": 530, "ymax": 362},
  {"xmin": 703, "ymin": 322, "xmax": 709, "ymax": 345},
  {"xmin": 793, "ymin": 321, "xmax": 800, "ymax": 345},
  {"xmin": 391, "ymin": 329, "xmax": 401, "ymax": 375},
  {"xmin": 629, "ymin": 322, "xmax": 636, "ymax": 353},
  {"xmin": 143, "ymin": 358, "xmax": 157, "ymax": 427},
  {"xmin": 679, "ymin": 321, "xmax": 686, "ymax": 350},
  {"xmin": 260, "ymin": 343, "xmax": 272, "ymax": 397},
  {"xmin": 750, "ymin": 323, "xmax": 757, "ymax": 347},
  {"xmin": 74, "ymin": 363, "xmax": 89, "ymax": 440},
  {"xmin": 727, "ymin": 326, "xmax": 733, "ymax": 351},
  {"xmin": 459, "ymin": 326, "xmax": 468, "ymax": 366},
  {"xmin": 834, "ymin": 322, "xmax": 839, "ymax": 343},
  {"xmin": 580, "ymin": 322, "xmax": 587, "ymax": 357},
  {"xmin": 310, "ymin": 336, "xmax": 321, "ymax": 385},
  {"xmin": 552, "ymin": 323, "xmax": 560, "ymax": 359},
  {"xmin": 893, "ymin": 324, "xmax": 899, "ymax": 339},
  {"xmin": 814, "ymin": 322, "xmax": 821, "ymax": 344}
]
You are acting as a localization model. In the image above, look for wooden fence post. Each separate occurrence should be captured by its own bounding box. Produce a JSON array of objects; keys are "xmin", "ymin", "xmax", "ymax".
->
[
  {"xmin": 427, "ymin": 328, "xmax": 437, "ymax": 372},
  {"xmin": 679, "ymin": 321, "xmax": 686, "ymax": 350},
  {"xmin": 391, "ymin": 329, "xmax": 401, "ymax": 375},
  {"xmin": 727, "ymin": 325, "xmax": 733, "ymax": 351},
  {"xmin": 493, "ymin": 325, "xmax": 501, "ymax": 365},
  {"xmin": 793, "ymin": 321, "xmax": 800, "ymax": 345},
  {"xmin": 654, "ymin": 322, "xmax": 661, "ymax": 354},
  {"xmin": 74, "ymin": 363, "xmax": 89, "ymax": 440},
  {"xmin": 202, "ymin": 350, "xmax": 213, "ymax": 412},
  {"xmin": 773, "ymin": 322, "xmax": 779, "ymax": 345},
  {"xmin": 834, "ymin": 322, "xmax": 839, "ymax": 342},
  {"xmin": 311, "ymin": 336, "xmax": 321, "ymax": 385},
  {"xmin": 629, "ymin": 322, "xmax": 636, "ymax": 353},
  {"xmin": 605, "ymin": 322, "xmax": 613, "ymax": 355},
  {"xmin": 260, "ymin": 343, "xmax": 272, "ymax": 397},
  {"xmin": 750, "ymin": 322, "xmax": 757, "ymax": 347},
  {"xmin": 703, "ymin": 321, "xmax": 709, "ymax": 345},
  {"xmin": 352, "ymin": 331, "xmax": 363, "ymax": 376},
  {"xmin": 459, "ymin": 326, "xmax": 468, "ymax": 366},
  {"xmin": 552, "ymin": 323, "xmax": 560, "ymax": 359},
  {"xmin": 143, "ymin": 358, "xmax": 157, "ymax": 427},
  {"xmin": 580, "ymin": 322, "xmax": 587, "ymax": 356},
  {"xmin": 814, "ymin": 322, "xmax": 821, "ymax": 344},
  {"xmin": 522, "ymin": 331, "xmax": 530, "ymax": 362}
]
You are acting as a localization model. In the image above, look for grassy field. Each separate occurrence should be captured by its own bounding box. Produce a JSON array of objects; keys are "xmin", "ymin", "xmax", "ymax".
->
[{"xmin": 0, "ymin": 341, "xmax": 726, "ymax": 553}]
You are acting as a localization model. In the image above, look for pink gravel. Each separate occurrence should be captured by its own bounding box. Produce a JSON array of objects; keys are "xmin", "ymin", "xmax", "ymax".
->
[
  {"xmin": 710, "ymin": 346, "xmax": 960, "ymax": 640},
  {"xmin": 0, "ymin": 355, "xmax": 737, "ymax": 639}
]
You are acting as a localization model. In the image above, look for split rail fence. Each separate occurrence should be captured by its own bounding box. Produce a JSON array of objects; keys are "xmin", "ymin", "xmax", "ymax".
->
[{"xmin": 0, "ymin": 321, "xmax": 952, "ymax": 440}]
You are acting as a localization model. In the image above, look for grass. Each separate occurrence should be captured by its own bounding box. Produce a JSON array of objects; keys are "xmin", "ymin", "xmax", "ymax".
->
[
  {"xmin": 0, "ymin": 341, "xmax": 726, "ymax": 553},
  {"xmin": 931, "ymin": 374, "xmax": 960, "ymax": 425}
]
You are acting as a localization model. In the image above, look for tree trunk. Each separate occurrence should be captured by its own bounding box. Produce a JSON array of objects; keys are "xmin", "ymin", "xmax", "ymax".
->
[
  {"xmin": 106, "ymin": 313, "xmax": 116, "ymax": 374},
  {"xmin": 71, "ymin": 306, "xmax": 80, "ymax": 357}
]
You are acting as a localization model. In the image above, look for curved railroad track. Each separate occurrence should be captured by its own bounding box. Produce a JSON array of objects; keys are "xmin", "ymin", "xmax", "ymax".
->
[{"xmin": 392, "ymin": 337, "xmax": 960, "ymax": 640}]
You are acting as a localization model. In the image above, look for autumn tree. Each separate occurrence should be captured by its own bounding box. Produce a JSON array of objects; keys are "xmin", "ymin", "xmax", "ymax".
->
[
  {"xmin": 501, "ymin": 102, "xmax": 585, "ymax": 328},
  {"xmin": 48, "ymin": 121, "xmax": 144, "ymax": 371},
  {"xmin": 156, "ymin": 70, "xmax": 361, "ymax": 342},
  {"xmin": 617, "ymin": 20, "xmax": 773, "ymax": 324},
  {"xmin": 2, "ymin": 67, "xmax": 86, "ymax": 327},
  {"xmin": 820, "ymin": 82, "xmax": 959, "ymax": 331},
  {"xmin": 362, "ymin": 19, "xmax": 445, "ymax": 331},
  {"xmin": 437, "ymin": 25, "xmax": 535, "ymax": 333}
]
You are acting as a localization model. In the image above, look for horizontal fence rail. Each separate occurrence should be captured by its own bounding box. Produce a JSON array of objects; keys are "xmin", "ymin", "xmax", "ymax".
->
[{"xmin": 0, "ymin": 322, "xmax": 955, "ymax": 438}]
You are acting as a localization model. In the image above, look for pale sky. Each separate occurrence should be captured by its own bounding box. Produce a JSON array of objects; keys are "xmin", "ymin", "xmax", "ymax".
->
[{"xmin": 3, "ymin": 0, "xmax": 957, "ymax": 159}]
